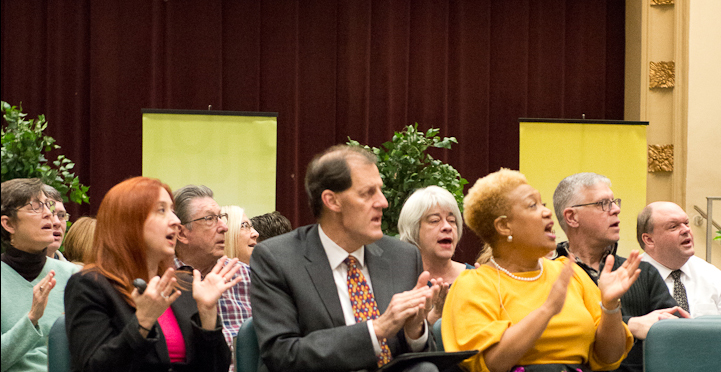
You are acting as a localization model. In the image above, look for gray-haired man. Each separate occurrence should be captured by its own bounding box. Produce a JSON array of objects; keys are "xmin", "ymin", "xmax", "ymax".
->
[
  {"xmin": 173, "ymin": 185, "xmax": 252, "ymax": 362},
  {"xmin": 553, "ymin": 173, "xmax": 688, "ymax": 372}
]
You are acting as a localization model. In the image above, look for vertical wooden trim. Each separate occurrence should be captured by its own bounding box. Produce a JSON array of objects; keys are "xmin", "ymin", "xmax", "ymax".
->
[{"xmin": 673, "ymin": 0, "xmax": 689, "ymax": 207}]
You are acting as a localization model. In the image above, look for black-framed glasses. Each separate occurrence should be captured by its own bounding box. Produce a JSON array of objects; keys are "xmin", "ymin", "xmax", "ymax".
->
[
  {"xmin": 184, "ymin": 213, "xmax": 228, "ymax": 227},
  {"xmin": 571, "ymin": 198, "xmax": 621, "ymax": 212},
  {"xmin": 240, "ymin": 221, "xmax": 253, "ymax": 231},
  {"xmin": 16, "ymin": 200, "xmax": 56, "ymax": 214}
]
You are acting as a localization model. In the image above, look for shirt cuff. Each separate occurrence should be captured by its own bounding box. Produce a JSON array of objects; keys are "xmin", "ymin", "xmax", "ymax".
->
[
  {"xmin": 367, "ymin": 320, "xmax": 382, "ymax": 355},
  {"xmin": 406, "ymin": 320, "xmax": 428, "ymax": 352}
]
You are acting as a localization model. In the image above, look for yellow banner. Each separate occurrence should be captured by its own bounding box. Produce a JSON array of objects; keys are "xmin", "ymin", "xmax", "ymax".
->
[
  {"xmin": 519, "ymin": 120, "xmax": 647, "ymax": 256},
  {"xmin": 142, "ymin": 111, "xmax": 277, "ymax": 218}
]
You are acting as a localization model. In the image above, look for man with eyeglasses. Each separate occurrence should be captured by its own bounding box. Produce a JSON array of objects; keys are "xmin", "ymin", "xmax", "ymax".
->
[
  {"xmin": 173, "ymin": 184, "xmax": 252, "ymax": 369},
  {"xmin": 553, "ymin": 173, "xmax": 687, "ymax": 372},
  {"xmin": 43, "ymin": 185, "xmax": 71, "ymax": 262}
]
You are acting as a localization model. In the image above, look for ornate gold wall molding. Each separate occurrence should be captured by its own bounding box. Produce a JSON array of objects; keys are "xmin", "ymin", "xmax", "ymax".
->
[
  {"xmin": 648, "ymin": 144, "xmax": 674, "ymax": 172},
  {"xmin": 649, "ymin": 61, "xmax": 675, "ymax": 88},
  {"xmin": 650, "ymin": 0, "xmax": 674, "ymax": 5}
]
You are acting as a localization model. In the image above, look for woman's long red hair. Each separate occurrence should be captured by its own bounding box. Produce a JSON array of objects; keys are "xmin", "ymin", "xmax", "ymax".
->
[{"xmin": 83, "ymin": 177, "xmax": 175, "ymax": 305}]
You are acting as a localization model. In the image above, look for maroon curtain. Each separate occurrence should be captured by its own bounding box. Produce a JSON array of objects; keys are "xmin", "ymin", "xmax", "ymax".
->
[{"xmin": 1, "ymin": 0, "xmax": 624, "ymax": 264}]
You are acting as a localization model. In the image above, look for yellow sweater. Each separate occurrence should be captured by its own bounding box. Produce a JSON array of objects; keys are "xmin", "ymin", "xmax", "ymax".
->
[{"xmin": 441, "ymin": 257, "xmax": 633, "ymax": 372}]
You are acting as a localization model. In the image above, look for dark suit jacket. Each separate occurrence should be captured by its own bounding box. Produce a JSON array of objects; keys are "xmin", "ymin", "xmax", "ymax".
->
[
  {"xmin": 64, "ymin": 270, "xmax": 231, "ymax": 372},
  {"xmin": 249, "ymin": 224, "xmax": 434, "ymax": 372}
]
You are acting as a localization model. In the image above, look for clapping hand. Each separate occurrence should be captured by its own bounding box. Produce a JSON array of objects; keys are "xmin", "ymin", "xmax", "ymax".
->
[
  {"xmin": 192, "ymin": 256, "xmax": 243, "ymax": 329},
  {"xmin": 426, "ymin": 278, "xmax": 449, "ymax": 325},
  {"xmin": 597, "ymin": 251, "xmax": 641, "ymax": 307},
  {"xmin": 28, "ymin": 270, "xmax": 57, "ymax": 326},
  {"xmin": 132, "ymin": 268, "xmax": 181, "ymax": 334}
]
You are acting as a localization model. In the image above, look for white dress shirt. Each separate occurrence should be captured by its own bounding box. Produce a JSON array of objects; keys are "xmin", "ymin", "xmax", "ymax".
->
[
  {"xmin": 318, "ymin": 225, "xmax": 428, "ymax": 355},
  {"xmin": 642, "ymin": 254, "xmax": 721, "ymax": 317}
]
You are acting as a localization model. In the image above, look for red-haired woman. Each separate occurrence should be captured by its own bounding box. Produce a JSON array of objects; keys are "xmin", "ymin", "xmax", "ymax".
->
[{"xmin": 64, "ymin": 177, "xmax": 241, "ymax": 372}]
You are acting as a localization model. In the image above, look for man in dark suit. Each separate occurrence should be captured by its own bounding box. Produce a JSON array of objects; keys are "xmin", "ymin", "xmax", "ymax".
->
[{"xmin": 250, "ymin": 145, "xmax": 440, "ymax": 372}]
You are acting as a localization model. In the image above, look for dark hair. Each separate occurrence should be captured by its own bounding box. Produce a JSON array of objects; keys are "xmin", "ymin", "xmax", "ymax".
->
[
  {"xmin": 636, "ymin": 205, "xmax": 655, "ymax": 249},
  {"xmin": 250, "ymin": 211, "xmax": 293, "ymax": 242},
  {"xmin": 1, "ymin": 178, "xmax": 47, "ymax": 249},
  {"xmin": 304, "ymin": 145, "xmax": 377, "ymax": 218}
]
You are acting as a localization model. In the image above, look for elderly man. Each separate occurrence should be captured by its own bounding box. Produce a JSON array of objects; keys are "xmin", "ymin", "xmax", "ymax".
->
[
  {"xmin": 553, "ymin": 173, "xmax": 688, "ymax": 372},
  {"xmin": 250, "ymin": 145, "xmax": 442, "ymax": 372},
  {"xmin": 173, "ymin": 185, "xmax": 252, "ymax": 355},
  {"xmin": 42, "ymin": 185, "xmax": 70, "ymax": 261},
  {"xmin": 637, "ymin": 201, "xmax": 721, "ymax": 317}
]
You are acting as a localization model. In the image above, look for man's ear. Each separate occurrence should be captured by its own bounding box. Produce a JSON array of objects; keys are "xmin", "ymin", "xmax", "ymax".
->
[
  {"xmin": 177, "ymin": 226, "xmax": 190, "ymax": 245},
  {"xmin": 563, "ymin": 208, "xmax": 579, "ymax": 228},
  {"xmin": 641, "ymin": 233, "xmax": 655, "ymax": 251},
  {"xmin": 0, "ymin": 216, "xmax": 16, "ymax": 235},
  {"xmin": 321, "ymin": 190, "xmax": 342, "ymax": 213},
  {"xmin": 494, "ymin": 215, "xmax": 511, "ymax": 238}
]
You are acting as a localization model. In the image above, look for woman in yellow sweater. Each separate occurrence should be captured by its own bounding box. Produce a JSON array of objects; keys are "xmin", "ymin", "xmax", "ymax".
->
[{"xmin": 442, "ymin": 169, "xmax": 637, "ymax": 372}]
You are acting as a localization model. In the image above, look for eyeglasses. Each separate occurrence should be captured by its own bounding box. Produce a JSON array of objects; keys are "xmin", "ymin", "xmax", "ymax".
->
[
  {"xmin": 571, "ymin": 198, "xmax": 621, "ymax": 212},
  {"xmin": 16, "ymin": 200, "xmax": 56, "ymax": 214},
  {"xmin": 53, "ymin": 211, "xmax": 71, "ymax": 222},
  {"xmin": 240, "ymin": 221, "xmax": 254, "ymax": 231},
  {"xmin": 184, "ymin": 213, "xmax": 228, "ymax": 227}
]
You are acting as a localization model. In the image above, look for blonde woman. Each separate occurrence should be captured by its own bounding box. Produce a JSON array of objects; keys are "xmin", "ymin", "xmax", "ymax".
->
[
  {"xmin": 442, "ymin": 169, "xmax": 637, "ymax": 372},
  {"xmin": 221, "ymin": 206, "xmax": 259, "ymax": 265},
  {"xmin": 62, "ymin": 217, "xmax": 96, "ymax": 265}
]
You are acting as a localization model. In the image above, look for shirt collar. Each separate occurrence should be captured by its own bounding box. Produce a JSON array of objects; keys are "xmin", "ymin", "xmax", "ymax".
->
[
  {"xmin": 643, "ymin": 253, "xmax": 690, "ymax": 280},
  {"xmin": 318, "ymin": 225, "xmax": 365, "ymax": 270}
]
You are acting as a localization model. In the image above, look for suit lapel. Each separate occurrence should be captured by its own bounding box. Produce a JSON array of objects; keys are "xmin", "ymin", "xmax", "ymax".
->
[
  {"xmin": 366, "ymin": 242, "xmax": 393, "ymax": 313},
  {"xmin": 304, "ymin": 225, "xmax": 346, "ymax": 327}
]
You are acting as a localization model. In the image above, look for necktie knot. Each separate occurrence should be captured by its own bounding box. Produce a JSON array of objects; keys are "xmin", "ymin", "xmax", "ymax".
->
[
  {"xmin": 344, "ymin": 255, "xmax": 359, "ymax": 269},
  {"xmin": 671, "ymin": 269, "xmax": 683, "ymax": 280}
]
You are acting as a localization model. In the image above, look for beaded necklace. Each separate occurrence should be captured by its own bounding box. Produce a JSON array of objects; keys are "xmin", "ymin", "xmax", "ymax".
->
[{"xmin": 489, "ymin": 256, "xmax": 543, "ymax": 281}]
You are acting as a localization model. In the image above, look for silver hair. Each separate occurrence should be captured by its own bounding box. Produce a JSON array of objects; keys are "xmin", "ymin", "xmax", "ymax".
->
[
  {"xmin": 173, "ymin": 185, "xmax": 214, "ymax": 230},
  {"xmin": 553, "ymin": 172, "xmax": 611, "ymax": 232},
  {"xmin": 398, "ymin": 186, "xmax": 463, "ymax": 247},
  {"xmin": 43, "ymin": 184, "xmax": 63, "ymax": 202}
]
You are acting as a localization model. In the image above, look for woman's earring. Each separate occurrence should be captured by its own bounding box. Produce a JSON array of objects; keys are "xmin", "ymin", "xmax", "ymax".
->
[{"xmin": 507, "ymin": 235, "xmax": 513, "ymax": 243}]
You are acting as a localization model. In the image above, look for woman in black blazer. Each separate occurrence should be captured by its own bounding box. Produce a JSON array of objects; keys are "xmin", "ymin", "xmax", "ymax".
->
[{"xmin": 64, "ymin": 177, "xmax": 242, "ymax": 372}]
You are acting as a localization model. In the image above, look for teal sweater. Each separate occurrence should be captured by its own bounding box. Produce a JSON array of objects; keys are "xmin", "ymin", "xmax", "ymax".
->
[{"xmin": 1, "ymin": 259, "xmax": 80, "ymax": 372}]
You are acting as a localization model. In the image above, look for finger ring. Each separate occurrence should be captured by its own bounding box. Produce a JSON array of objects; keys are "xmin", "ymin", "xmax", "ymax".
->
[
  {"xmin": 225, "ymin": 277, "xmax": 230, "ymax": 283},
  {"xmin": 161, "ymin": 292, "xmax": 169, "ymax": 299},
  {"xmin": 39, "ymin": 286, "xmax": 44, "ymax": 290}
]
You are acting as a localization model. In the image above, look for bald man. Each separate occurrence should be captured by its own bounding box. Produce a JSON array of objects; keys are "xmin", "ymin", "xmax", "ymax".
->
[{"xmin": 637, "ymin": 201, "xmax": 721, "ymax": 317}]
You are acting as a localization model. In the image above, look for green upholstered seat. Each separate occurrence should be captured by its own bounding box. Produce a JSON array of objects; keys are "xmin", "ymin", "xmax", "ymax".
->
[{"xmin": 644, "ymin": 317, "xmax": 721, "ymax": 371}]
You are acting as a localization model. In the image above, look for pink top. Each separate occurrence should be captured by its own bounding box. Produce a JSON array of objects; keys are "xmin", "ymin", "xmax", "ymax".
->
[{"xmin": 158, "ymin": 307, "xmax": 186, "ymax": 363}]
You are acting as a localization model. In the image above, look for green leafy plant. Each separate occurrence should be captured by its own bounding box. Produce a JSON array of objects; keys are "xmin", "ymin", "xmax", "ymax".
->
[
  {"xmin": 348, "ymin": 123, "xmax": 468, "ymax": 236},
  {"xmin": 1, "ymin": 101, "xmax": 89, "ymax": 205},
  {"xmin": 715, "ymin": 230, "xmax": 720, "ymax": 241}
]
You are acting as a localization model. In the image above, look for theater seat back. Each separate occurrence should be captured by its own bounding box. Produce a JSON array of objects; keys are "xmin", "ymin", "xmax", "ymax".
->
[{"xmin": 644, "ymin": 317, "xmax": 721, "ymax": 372}]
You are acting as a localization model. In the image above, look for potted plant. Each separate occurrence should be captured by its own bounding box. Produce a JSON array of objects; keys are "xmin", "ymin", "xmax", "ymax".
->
[
  {"xmin": 348, "ymin": 123, "xmax": 467, "ymax": 236},
  {"xmin": 1, "ymin": 101, "xmax": 90, "ymax": 205}
]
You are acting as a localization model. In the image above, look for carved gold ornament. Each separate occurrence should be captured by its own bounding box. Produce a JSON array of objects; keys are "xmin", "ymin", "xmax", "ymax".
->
[
  {"xmin": 651, "ymin": 0, "xmax": 674, "ymax": 5},
  {"xmin": 649, "ymin": 61, "xmax": 675, "ymax": 89},
  {"xmin": 648, "ymin": 144, "xmax": 674, "ymax": 172}
]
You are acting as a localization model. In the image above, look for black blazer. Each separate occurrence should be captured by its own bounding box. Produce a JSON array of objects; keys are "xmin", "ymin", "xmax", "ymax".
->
[
  {"xmin": 64, "ymin": 270, "xmax": 231, "ymax": 372},
  {"xmin": 250, "ymin": 224, "xmax": 434, "ymax": 372}
]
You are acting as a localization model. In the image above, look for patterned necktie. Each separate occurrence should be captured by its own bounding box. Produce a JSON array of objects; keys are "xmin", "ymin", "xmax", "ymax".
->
[
  {"xmin": 670, "ymin": 270, "xmax": 690, "ymax": 313},
  {"xmin": 344, "ymin": 255, "xmax": 392, "ymax": 367}
]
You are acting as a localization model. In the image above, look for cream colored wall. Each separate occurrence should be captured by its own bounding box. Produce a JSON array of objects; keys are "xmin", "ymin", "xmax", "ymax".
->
[
  {"xmin": 686, "ymin": 0, "xmax": 721, "ymax": 268},
  {"xmin": 625, "ymin": 0, "xmax": 720, "ymax": 268}
]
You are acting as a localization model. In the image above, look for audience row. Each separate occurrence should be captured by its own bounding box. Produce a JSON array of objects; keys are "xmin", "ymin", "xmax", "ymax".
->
[{"xmin": 2, "ymin": 144, "xmax": 719, "ymax": 372}]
